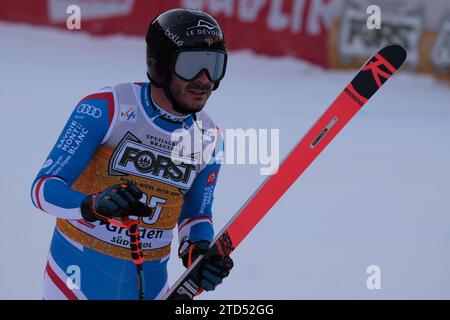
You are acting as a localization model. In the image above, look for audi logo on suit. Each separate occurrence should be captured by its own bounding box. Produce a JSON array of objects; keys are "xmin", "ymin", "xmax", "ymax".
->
[{"xmin": 76, "ymin": 104, "xmax": 102, "ymax": 118}]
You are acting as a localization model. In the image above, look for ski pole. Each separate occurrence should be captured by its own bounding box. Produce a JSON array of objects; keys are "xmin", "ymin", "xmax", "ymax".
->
[{"xmin": 122, "ymin": 216, "xmax": 145, "ymax": 300}]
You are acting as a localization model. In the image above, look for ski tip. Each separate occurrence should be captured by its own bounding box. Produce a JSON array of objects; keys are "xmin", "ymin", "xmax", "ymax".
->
[
  {"xmin": 350, "ymin": 44, "xmax": 408, "ymax": 100},
  {"xmin": 380, "ymin": 44, "xmax": 407, "ymax": 69}
]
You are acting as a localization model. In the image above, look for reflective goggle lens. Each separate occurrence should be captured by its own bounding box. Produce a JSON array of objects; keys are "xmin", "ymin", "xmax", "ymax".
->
[{"xmin": 174, "ymin": 51, "xmax": 226, "ymax": 82}]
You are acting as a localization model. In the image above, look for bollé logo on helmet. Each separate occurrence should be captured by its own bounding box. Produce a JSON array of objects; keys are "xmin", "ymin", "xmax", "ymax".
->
[
  {"xmin": 110, "ymin": 133, "xmax": 198, "ymax": 189},
  {"xmin": 165, "ymin": 29, "xmax": 184, "ymax": 47}
]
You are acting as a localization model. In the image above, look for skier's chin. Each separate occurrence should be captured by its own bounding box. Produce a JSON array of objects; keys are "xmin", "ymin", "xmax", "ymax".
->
[
  {"xmin": 178, "ymin": 96, "xmax": 208, "ymax": 113},
  {"xmin": 184, "ymin": 104, "xmax": 205, "ymax": 113}
]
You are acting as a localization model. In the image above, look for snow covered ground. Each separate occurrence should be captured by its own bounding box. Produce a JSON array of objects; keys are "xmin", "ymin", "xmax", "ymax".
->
[{"xmin": 1, "ymin": 22, "xmax": 449, "ymax": 299}]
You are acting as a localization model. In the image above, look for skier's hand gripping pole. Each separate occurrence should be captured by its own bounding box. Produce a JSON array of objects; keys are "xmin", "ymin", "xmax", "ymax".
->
[
  {"xmin": 80, "ymin": 183, "xmax": 149, "ymax": 223},
  {"xmin": 80, "ymin": 183, "xmax": 149, "ymax": 300},
  {"xmin": 178, "ymin": 240, "xmax": 234, "ymax": 294}
]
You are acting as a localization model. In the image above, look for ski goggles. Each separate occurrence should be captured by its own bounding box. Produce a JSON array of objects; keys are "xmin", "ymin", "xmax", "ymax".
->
[{"xmin": 171, "ymin": 49, "xmax": 227, "ymax": 82}]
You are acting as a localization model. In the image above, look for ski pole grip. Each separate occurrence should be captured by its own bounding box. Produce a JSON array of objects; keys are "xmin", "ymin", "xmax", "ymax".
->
[{"xmin": 122, "ymin": 217, "xmax": 144, "ymax": 265}]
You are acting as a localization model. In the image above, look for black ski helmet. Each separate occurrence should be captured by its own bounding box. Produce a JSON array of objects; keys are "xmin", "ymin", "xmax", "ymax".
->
[{"xmin": 145, "ymin": 8, "xmax": 227, "ymax": 113}]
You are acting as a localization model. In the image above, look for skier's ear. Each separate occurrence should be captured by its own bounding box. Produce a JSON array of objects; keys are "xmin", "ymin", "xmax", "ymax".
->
[{"xmin": 146, "ymin": 47, "xmax": 166, "ymax": 86}]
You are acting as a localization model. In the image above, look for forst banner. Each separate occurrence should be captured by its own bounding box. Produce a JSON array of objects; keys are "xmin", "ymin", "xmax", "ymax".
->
[
  {"xmin": 330, "ymin": 0, "xmax": 450, "ymax": 77},
  {"xmin": 0, "ymin": 0, "xmax": 334, "ymax": 68}
]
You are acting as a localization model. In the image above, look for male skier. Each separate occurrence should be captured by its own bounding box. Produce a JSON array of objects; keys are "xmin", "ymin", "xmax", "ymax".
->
[{"xmin": 31, "ymin": 8, "xmax": 233, "ymax": 300}]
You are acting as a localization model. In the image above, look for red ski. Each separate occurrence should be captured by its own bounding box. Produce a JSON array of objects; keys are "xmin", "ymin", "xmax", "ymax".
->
[{"xmin": 164, "ymin": 44, "xmax": 407, "ymax": 300}]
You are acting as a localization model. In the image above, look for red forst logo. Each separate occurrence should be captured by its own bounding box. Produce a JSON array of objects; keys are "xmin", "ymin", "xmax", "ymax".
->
[
  {"xmin": 206, "ymin": 171, "xmax": 218, "ymax": 186},
  {"xmin": 362, "ymin": 53, "xmax": 397, "ymax": 88}
]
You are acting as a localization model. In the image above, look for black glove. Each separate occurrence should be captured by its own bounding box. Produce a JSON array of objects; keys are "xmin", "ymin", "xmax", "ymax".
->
[
  {"xmin": 179, "ymin": 240, "xmax": 234, "ymax": 292},
  {"xmin": 80, "ymin": 183, "xmax": 149, "ymax": 222}
]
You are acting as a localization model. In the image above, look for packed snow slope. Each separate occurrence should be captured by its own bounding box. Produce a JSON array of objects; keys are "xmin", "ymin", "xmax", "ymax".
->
[{"xmin": 1, "ymin": 22, "xmax": 449, "ymax": 299}]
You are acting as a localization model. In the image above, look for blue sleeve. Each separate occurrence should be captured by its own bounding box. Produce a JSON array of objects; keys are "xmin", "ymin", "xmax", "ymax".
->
[
  {"xmin": 30, "ymin": 93, "xmax": 113, "ymax": 219},
  {"xmin": 177, "ymin": 130, "xmax": 224, "ymax": 244}
]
